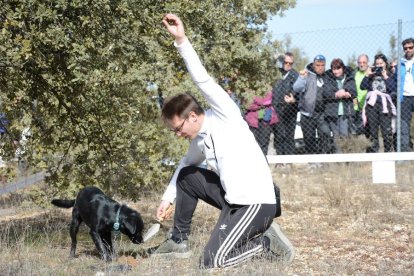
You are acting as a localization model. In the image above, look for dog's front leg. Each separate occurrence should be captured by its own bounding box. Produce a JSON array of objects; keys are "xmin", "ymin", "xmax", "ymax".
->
[
  {"xmin": 101, "ymin": 231, "xmax": 114, "ymax": 260},
  {"xmin": 89, "ymin": 230, "xmax": 110, "ymax": 262}
]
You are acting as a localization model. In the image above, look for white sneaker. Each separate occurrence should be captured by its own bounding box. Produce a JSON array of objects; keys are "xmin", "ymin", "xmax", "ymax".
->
[
  {"xmin": 147, "ymin": 239, "xmax": 191, "ymax": 258},
  {"xmin": 263, "ymin": 221, "xmax": 295, "ymax": 264}
]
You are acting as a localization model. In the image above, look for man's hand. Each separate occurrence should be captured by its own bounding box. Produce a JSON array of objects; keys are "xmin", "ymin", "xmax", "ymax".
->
[
  {"xmin": 162, "ymin": 14, "xmax": 187, "ymax": 45},
  {"xmin": 353, "ymin": 98, "xmax": 359, "ymax": 107},
  {"xmin": 156, "ymin": 200, "xmax": 174, "ymax": 222},
  {"xmin": 284, "ymin": 93, "xmax": 295, "ymax": 104},
  {"xmin": 299, "ymin": 69, "xmax": 308, "ymax": 77},
  {"xmin": 365, "ymin": 67, "xmax": 373, "ymax": 77}
]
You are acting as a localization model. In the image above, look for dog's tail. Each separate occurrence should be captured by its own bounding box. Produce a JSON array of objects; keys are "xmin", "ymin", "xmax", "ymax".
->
[{"xmin": 51, "ymin": 199, "xmax": 75, "ymax": 208}]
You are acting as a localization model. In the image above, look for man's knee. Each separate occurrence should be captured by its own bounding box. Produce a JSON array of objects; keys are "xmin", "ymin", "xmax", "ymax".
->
[
  {"xmin": 177, "ymin": 166, "xmax": 199, "ymax": 186},
  {"xmin": 199, "ymin": 250, "xmax": 217, "ymax": 269}
]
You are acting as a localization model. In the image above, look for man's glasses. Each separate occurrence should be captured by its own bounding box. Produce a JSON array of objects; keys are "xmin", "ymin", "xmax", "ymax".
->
[
  {"xmin": 403, "ymin": 45, "xmax": 414, "ymax": 51},
  {"xmin": 284, "ymin": 61, "xmax": 293, "ymax": 65},
  {"xmin": 171, "ymin": 117, "xmax": 188, "ymax": 133}
]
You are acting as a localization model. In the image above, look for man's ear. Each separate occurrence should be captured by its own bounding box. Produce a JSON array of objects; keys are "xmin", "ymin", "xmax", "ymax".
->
[{"xmin": 188, "ymin": 111, "xmax": 197, "ymax": 123}]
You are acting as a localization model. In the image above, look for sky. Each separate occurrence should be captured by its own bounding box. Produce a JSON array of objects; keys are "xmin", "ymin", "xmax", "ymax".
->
[{"xmin": 267, "ymin": 0, "xmax": 414, "ymax": 65}]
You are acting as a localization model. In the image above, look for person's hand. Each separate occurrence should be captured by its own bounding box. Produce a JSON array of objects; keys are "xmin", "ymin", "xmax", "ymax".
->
[
  {"xmin": 353, "ymin": 98, "xmax": 358, "ymax": 107},
  {"xmin": 381, "ymin": 68, "xmax": 389, "ymax": 79},
  {"xmin": 365, "ymin": 67, "xmax": 373, "ymax": 76},
  {"xmin": 156, "ymin": 200, "xmax": 174, "ymax": 222},
  {"xmin": 284, "ymin": 93, "xmax": 295, "ymax": 104},
  {"xmin": 299, "ymin": 69, "xmax": 308, "ymax": 77},
  {"xmin": 335, "ymin": 89, "xmax": 352, "ymax": 99},
  {"xmin": 335, "ymin": 89, "xmax": 346, "ymax": 98},
  {"xmin": 344, "ymin": 91, "xmax": 352, "ymax": 98},
  {"xmin": 162, "ymin": 14, "xmax": 187, "ymax": 45}
]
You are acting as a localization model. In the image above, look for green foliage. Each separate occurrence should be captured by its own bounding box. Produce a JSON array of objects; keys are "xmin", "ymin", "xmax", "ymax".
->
[
  {"xmin": 0, "ymin": 0, "xmax": 295, "ymax": 200},
  {"xmin": 346, "ymin": 53, "xmax": 357, "ymax": 70},
  {"xmin": 388, "ymin": 33, "xmax": 398, "ymax": 63},
  {"xmin": 274, "ymin": 34, "xmax": 309, "ymax": 75}
]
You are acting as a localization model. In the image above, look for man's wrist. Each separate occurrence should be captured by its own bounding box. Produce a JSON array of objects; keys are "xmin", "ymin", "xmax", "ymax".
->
[{"xmin": 175, "ymin": 36, "xmax": 188, "ymax": 46}]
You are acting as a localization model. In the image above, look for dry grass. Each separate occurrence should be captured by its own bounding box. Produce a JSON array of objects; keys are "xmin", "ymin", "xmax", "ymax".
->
[
  {"xmin": 336, "ymin": 135, "xmax": 371, "ymax": 153},
  {"xmin": 0, "ymin": 161, "xmax": 413, "ymax": 275}
]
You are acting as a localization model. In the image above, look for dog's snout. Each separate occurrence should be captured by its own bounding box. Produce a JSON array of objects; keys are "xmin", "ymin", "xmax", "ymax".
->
[{"xmin": 132, "ymin": 235, "xmax": 143, "ymax": 244}]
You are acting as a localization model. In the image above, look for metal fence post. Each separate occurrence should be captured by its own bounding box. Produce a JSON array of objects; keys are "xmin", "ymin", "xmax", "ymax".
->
[{"xmin": 397, "ymin": 19, "xmax": 402, "ymax": 152}]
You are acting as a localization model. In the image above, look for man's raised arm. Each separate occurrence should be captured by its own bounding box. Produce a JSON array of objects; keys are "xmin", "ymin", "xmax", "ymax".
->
[{"xmin": 162, "ymin": 14, "xmax": 187, "ymax": 46}]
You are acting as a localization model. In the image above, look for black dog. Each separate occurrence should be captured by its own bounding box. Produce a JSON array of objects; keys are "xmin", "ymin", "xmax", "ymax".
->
[{"xmin": 51, "ymin": 186, "xmax": 144, "ymax": 261}]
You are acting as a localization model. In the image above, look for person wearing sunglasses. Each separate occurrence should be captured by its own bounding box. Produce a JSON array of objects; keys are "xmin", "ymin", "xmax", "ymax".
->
[
  {"xmin": 272, "ymin": 53, "xmax": 299, "ymax": 157},
  {"xmin": 149, "ymin": 14, "xmax": 295, "ymax": 268},
  {"xmin": 398, "ymin": 37, "xmax": 414, "ymax": 152}
]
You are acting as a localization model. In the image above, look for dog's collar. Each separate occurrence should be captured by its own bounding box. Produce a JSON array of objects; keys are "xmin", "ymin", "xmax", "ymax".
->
[{"xmin": 113, "ymin": 205, "xmax": 122, "ymax": 232}]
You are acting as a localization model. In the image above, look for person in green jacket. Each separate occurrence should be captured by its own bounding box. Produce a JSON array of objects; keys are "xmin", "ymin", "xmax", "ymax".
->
[{"xmin": 352, "ymin": 54, "xmax": 369, "ymax": 136}]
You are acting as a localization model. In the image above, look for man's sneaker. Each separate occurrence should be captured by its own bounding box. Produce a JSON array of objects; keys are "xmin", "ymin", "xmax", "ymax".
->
[
  {"xmin": 147, "ymin": 239, "xmax": 191, "ymax": 258},
  {"xmin": 263, "ymin": 221, "xmax": 295, "ymax": 264}
]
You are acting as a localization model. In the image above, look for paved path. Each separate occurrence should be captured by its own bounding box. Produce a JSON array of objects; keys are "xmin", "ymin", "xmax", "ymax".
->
[{"xmin": 0, "ymin": 171, "xmax": 46, "ymax": 196}]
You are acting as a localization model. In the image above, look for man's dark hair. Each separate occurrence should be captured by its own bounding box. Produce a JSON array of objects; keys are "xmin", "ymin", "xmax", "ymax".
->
[
  {"xmin": 161, "ymin": 93, "xmax": 204, "ymax": 124},
  {"xmin": 402, "ymin": 37, "xmax": 414, "ymax": 47},
  {"xmin": 284, "ymin": 52, "xmax": 294, "ymax": 58}
]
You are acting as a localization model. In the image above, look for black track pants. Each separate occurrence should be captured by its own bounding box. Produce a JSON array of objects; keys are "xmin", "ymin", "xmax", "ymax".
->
[{"xmin": 173, "ymin": 166, "xmax": 276, "ymax": 268}]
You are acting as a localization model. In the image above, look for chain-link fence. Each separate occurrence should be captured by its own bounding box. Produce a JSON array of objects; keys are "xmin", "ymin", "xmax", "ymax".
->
[{"xmin": 246, "ymin": 20, "xmax": 414, "ymax": 157}]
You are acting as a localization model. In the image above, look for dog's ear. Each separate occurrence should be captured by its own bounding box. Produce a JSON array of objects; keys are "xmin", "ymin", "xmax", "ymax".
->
[
  {"xmin": 123, "ymin": 214, "xmax": 137, "ymax": 235},
  {"xmin": 123, "ymin": 212, "xmax": 144, "ymax": 235}
]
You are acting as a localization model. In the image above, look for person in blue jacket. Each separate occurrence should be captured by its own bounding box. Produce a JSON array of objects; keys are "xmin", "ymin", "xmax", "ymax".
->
[{"xmin": 398, "ymin": 38, "xmax": 414, "ymax": 152}]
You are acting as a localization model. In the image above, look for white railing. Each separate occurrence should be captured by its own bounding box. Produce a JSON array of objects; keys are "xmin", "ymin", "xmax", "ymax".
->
[{"xmin": 267, "ymin": 152, "xmax": 414, "ymax": 184}]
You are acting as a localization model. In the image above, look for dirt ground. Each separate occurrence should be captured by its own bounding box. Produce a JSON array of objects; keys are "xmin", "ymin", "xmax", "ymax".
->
[{"xmin": 0, "ymin": 162, "xmax": 413, "ymax": 275}]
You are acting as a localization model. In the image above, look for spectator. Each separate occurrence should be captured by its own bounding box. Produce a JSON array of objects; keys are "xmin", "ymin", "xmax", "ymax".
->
[
  {"xmin": 245, "ymin": 91, "xmax": 279, "ymax": 156},
  {"xmin": 398, "ymin": 37, "xmax": 414, "ymax": 152},
  {"xmin": 353, "ymin": 54, "xmax": 370, "ymax": 136},
  {"xmin": 361, "ymin": 53, "xmax": 397, "ymax": 152},
  {"xmin": 0, "ymin": 114, "xmax": 8, "ymax": 168},
  {"xmin": 390, "ymin": 60, "xmax": 398, "ymax": 75},
  {"xmin": 0, "ymin": 114, "xmax": 8, "ymax": 139},
  {"xmin": 325, "ymin": 58, "xmax": 357, "ymax": 152},
  {"xmin": 150, "ymin": 14, "xmax": 294, "ymax": 268},
  {"xmin": 272, "ymin": 53, "xmax": 299, "ymax": 155},
  {"xmin": 293, "ymin": 55, "xmax": 334, "ymax": 154}
]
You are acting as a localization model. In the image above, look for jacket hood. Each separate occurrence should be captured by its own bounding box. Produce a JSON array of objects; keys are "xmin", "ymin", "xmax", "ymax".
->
[
  {"xmin": 306, "ymin": 62, "xmax": 315, "ymax": 74},
  {"xmin": 306, "ymin": 62, "xmax": 326, "ymax": 77}
]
